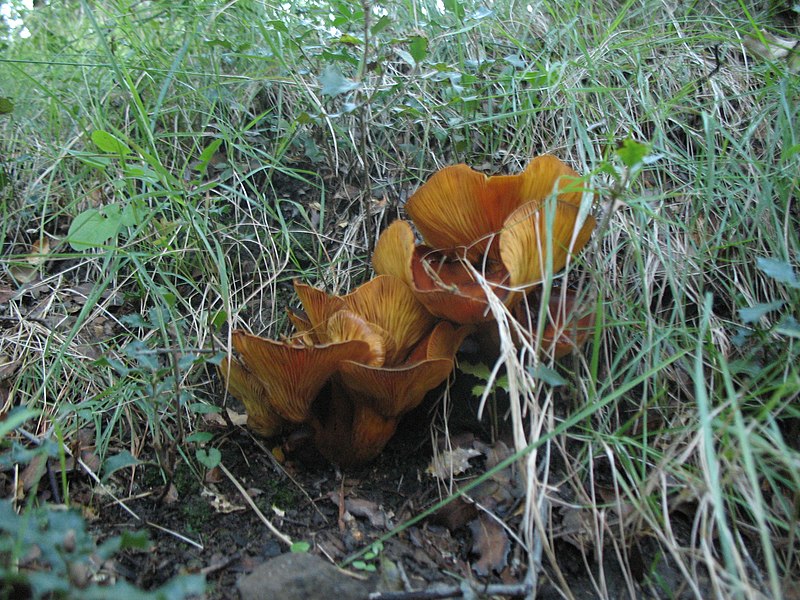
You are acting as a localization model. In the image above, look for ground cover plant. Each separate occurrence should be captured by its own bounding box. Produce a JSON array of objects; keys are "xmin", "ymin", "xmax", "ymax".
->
[{"xmin": 1, "ymin": 0, "xmax": 798, "ymax": 598}]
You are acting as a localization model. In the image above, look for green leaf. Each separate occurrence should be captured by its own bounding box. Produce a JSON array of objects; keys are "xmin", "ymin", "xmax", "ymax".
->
[
  {"xmin": 371, "ymin": 15, "xmax": 392, "ymax": 35},
  {"xmin": 186, "ymin": 431, "xmax": 214, "ymax": 444},
  {"xmin": 290, "ymin": 541, "xmax": 311, "ymax": 553},
  {"xmin": 187, "ymin": 402, "xmax": 222, "ymax": 414},
  {"xmin": 67, "ymin": 207, "xmax": 122, "ymax": 250},
  {"xmin": 102, "ymin": 451, "xmax": 141, "ymax": 481},
  {"xmin": 352, "ymin": 560, "xmax": 376, "ymax": 572},
  {"xmin": 527, "ymin": 365, "xmax": 568, "ymax": 387},
  {"xmin": 210, "ymin": 309, "xmax": 228, "ymax": 330},
  {"xmin": 0, "ymin": 406, "xmax": 37, "ymax": 439},
  {"xmin": 319, "ymin": 65, "xmax": 360, "ymax": 97},
  {"xmin": 196, "ymin": 448, "xmax": 221, "ymax": 469},
  {"xmin": 121, "ymin": 200, "xmax": 145, "ymax": 227},
  {"xmin": 738, "ymin": 300, "xmax": 785, "ymax": 324},
  {"xmin": 0, "ymin": 97, "xmax": 14, "ymax": 114},
  {"xmin": 409, "ymin": 36, "xmax": 428, "ymax": 64},
  {"xmin": 194, "ymin": 138, "xmax": 223, "ymax": 175},
  {"xmin": 616, "ymin": 139, "xmax": 649, "ymax": 168},
  {"xmin": 776, "ymin": 316, "xmax": 800, "ymax": 339},
  {"xmin": 118, "ymin": 530, "xmax": 151, "ymax": 551},
  {"xmin": 91, "ymin": 130, "xmax": 132, "ymax": 155},
  {"xmin": 756, "ymin": 257, "xmax": 800, "ymax": 288},
  {"xmin": 458, "ymin": 361, "xmax": 491, "ymax": 380},
  {"xmin": 443, "ymin": 0, "xmax": 465, "ymax": 20},
  {"xmin": 68, "ymin": 150, "xmax": 114, "ymax": 170},
  {"xmin": 205, "ymin": 351, "xmax": 227, "ymax": 367}
]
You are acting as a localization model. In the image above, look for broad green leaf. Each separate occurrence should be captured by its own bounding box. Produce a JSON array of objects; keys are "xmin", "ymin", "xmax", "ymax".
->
[
  {"xmin": 91, "ymin": 130, "xmax": 132, "ymax": 155},
  {"xmin": 395, "ymin": 49, "xmax": 415, "ymax": 68},
  {"xmin": 739, "ymin": 300, "xmax": 785, "ymax": 324},
  {"xmin": 123, "ymin": 164, "xmax": 159, "ymax": 183},
  {"xmin": 0, "ymin": 407, "xmax": 37, "ymax": 439},
  {"xmin": 776, "ymin": 316, "xmax": 800, "ymax": 338},
  {"xmin": 756, "ymin": 257, "xmax": 800, "ymax": 288},
  {"xmin": 67, "ymin": 207, "xmax": 122, "ymax": 250},
  {"xmin": 504, "ymin": 54, "xmax": 526, "ymax": 68},
  {"xmin": 121, "ymin": 200, "xmax": 144, "ymax": 227},
  {"xmin": 186, "ymin": 431, "xmax": 214, "ymax": 444},
  {"xmin": 371, "ymin": 15, "xmax": 392, "ymax": 35},
  {"xmin": 409, "ymin": 36, "xmax": 428, "ymax": 64},
  {"xmin": 319, "ymin": 65, "xmax": 360, "ymax": 97},
  {"xmin": 187, "ymin": 402, "xmax": 222, "ymax": 414},
  {"xmin": 69, "ymin": 150, "xmax": 114, "ymax": 169},
  {"xmin": 527, "ymin": 365, "xmax": 568, "ymax": 387},
  {"xmin": 102, "ymin": 451, "xmax": 141, "ymax": 481},
  {"xmin": 196, "ymin": 448, "xmax": 221, "ymax": 469},
  {"xmin": 616, "ymin": 139, "xmax": 649, "ymax": 168}
]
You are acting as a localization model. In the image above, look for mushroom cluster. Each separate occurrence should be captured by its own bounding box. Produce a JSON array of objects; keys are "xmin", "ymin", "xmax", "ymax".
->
[{"xmin": 220, "ymin": 155, "xmax": 596, "ymax": 466}]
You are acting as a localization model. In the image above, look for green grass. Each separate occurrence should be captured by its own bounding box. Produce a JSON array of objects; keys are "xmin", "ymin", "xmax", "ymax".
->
[{"xmin": 2, "ymin": 0, "xmax": 799, "ymax": 597}]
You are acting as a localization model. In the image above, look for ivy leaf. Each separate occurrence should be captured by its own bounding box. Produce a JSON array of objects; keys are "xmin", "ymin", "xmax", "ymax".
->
[
  {"xmin": 196, "ymin": 448, "xmax": 221, "ymax": 469},
  {"xmin": 319, "ymin": 66, "xmax": 360, "ymax": 97}
]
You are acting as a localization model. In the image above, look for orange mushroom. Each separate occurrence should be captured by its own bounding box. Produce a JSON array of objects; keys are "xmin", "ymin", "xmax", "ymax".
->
[
  {"xmin": 373, "ymin": 156, "xmax": 596, "ymax": 323},
  {"xmin": 218, "ymin": 276, "xmax": 469, "ymax": 465}
]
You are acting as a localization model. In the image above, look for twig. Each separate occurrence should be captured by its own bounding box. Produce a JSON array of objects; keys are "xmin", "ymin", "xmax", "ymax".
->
[
  {"xmin": 218, "ymin": 461, "xmax": 294, "ymax": 547},
  {"xmin": 249, "ymin": 434, "xmax": 328, "ymax": 523},
  {"xmin": 368, "ymin": 582, "xmax": 533, "ymax": 600},
  {"xmin": 146, "ymin": 520, "xmax": 203, "ymax": 550}
]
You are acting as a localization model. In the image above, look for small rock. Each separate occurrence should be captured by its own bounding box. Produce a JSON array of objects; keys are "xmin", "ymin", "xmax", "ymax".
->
[{"xmin": 237, "ymin": 552, "xmax": 371, "ymax": 600}]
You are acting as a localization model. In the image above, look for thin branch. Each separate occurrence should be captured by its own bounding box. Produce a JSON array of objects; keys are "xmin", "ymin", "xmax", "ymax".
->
[{"xmin": 219, "ymin": 461, "xmax": 294, "ymax": 547}]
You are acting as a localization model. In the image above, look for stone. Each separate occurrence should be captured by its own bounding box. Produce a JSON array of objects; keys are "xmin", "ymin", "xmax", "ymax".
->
[{"xmin": 237, "ymin": 552, "xmax": 371, "ymax": 600}]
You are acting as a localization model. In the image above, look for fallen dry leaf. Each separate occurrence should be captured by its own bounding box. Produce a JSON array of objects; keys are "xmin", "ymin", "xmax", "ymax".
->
[
  {"xmin": 0, "ymin": 354, "xmax": 20, "ymax": 380},
  {"xmin": 9, "ymin": 238, "xmax": 51, "ymax": 284},
  {"xmin": 469, "ymin": 513, "xmax": 510, "ymax": 576},
  {"xmin": 163, "ymin": 483, "xmax": 179, "ymax": 505},
  {"xmin": 202, "ymin": 485, "xmax": 244, "ymax": 514},
  {"xmin": 204, "ymin": 466, "xmax": 224, "ymax": 484},
  {"xmin": 426, "ymin": 446, "xmax": 481, "ymax": 480},
  {"xmin": 327, "ymin": 492, "xmax": 393, "ymax": 529}
]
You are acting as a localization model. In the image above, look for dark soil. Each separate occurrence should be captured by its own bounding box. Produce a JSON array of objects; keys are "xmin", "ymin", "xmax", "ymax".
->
[{"xmin": 46, "ymin": 381, "xmax": 708, "ymax": 600}]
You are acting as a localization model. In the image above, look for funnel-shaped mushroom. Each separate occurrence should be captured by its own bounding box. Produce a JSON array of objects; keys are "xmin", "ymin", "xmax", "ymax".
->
[
  {"xmin": 219, "ymin": 275, "xmax": 468, "ymax": 466},
  {"xmin": 373, "ymin": 156, "xmax": 596, "ymax": 323},
  {"xmin": 313, "ymin": 321, "xmax": 471, "ymax": 466}
]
